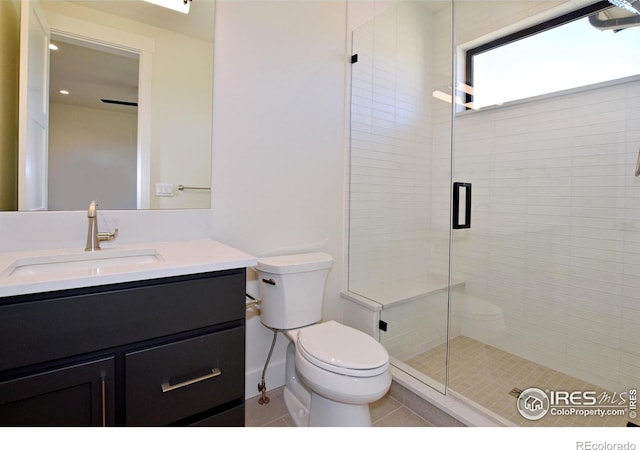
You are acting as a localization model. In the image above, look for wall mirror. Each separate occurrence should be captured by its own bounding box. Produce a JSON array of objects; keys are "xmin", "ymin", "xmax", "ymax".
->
[{"xmin": 8, "ymin": 0, "xmax": 214, "ymax": 211}]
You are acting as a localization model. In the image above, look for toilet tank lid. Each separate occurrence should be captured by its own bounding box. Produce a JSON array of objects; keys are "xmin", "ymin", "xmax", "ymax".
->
[{"xmin": 256, "ymin": 252, "xmax": 333, "ymax": 274}]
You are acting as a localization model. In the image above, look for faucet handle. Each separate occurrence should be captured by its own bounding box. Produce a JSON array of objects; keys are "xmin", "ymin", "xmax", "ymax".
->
[{"xmin": 98, "ymin": 228, "xmax": 119, "ymax": 242}]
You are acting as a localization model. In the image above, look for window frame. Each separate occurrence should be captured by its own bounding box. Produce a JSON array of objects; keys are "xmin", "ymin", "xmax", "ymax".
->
[{"xmin": 463, "ymin": 1, "xmax": 615, "ymax": 109}]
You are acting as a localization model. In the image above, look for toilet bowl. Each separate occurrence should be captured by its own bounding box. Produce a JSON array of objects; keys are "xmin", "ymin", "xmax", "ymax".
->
[
  {"xmin": 256, "ymin": 252, "xmax": 391, "ymax": 427},
  {"xmin": 288, "ymin": 321, "xmax": 391, "ymax": 426}
]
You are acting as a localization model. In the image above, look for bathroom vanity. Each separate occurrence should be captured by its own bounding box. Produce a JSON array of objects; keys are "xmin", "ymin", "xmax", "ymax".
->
[{"xmin": 0, "ymin": 240, "xmax": 256, "ymax": 426}]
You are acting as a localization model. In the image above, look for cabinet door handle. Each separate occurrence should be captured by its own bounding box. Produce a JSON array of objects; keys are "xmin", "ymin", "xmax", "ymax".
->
[{"xmin": 161, "ymin": 368, "xmax": 221, "ymax": 393}]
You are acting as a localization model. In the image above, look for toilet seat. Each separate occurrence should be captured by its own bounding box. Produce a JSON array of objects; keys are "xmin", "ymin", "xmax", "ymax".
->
[{"xmin": 296, "ymin": 321, "xmax": 389, "ymax": 377}]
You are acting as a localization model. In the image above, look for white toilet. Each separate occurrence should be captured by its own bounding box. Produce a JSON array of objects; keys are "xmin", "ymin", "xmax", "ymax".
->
[{"xmin": 256, "ymin": 252, "xmax": 391, "ymax": 427}]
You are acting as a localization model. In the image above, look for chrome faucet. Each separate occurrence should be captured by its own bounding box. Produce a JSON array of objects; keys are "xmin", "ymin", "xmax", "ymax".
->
[{"xmin": 85, "ymin": 200, "xmax": 119, "ymax": 251}]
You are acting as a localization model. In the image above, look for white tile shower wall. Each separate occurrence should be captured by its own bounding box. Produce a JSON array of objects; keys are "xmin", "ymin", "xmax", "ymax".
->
[
  {"xmin": 449, "ymin": 80, "xmax": 640, "ymax": 393},
  {"xmin": 381, "ymin": 290, "xmax": 450, "ymax": 362},
  {"xmin": 349, "ymin": 3, "xmax": 435, "ymax": 293}
]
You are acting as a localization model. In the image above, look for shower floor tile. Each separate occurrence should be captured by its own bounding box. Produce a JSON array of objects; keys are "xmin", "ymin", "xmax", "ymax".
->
[{"xmin": 405, "ymin": 336, "xmax": 631, "ymax": 427}]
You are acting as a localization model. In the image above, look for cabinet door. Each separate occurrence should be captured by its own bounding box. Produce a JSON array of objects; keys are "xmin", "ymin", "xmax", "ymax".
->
[{"xmin": 0, "ymin": 357, "xmax": 115, "ymax": 426}]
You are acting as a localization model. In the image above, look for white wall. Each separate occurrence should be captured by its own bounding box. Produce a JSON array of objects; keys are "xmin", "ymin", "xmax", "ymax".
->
[
  {"xmin": 211, "ymin": 0, "xmax": 348, "ymax": 398},
  {"xmin": 149, "ymin": 30, "xmax": 213, "ymax": 210},
  {"xmin": 48, "ymin": 103, "xmax": 137, "ymax": 210},
  {"xmin": 0, "ymin": 208, "xmax": 213, "ymax": 252}
]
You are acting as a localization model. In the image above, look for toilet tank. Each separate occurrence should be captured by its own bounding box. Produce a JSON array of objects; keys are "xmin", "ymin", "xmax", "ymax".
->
[{"xmin": 255, "ymin": 252, "xmax": 333, "ymax": 330}]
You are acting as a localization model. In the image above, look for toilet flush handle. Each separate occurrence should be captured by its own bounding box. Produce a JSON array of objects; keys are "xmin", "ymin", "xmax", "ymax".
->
[{"xmin": 262, "ymin": 278, "xmax": 276, "ymax": 286}]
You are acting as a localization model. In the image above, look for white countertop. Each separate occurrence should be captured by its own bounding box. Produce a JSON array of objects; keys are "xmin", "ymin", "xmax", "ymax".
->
[{"xmin": 0, "ymin": 239, "xmax": 256, "ymax": 298}]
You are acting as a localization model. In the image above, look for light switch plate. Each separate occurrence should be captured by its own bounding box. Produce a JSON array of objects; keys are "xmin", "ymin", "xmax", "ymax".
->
[{"xmin": 155, "ymin": 183, "xmax": 174, "ymax": 197}]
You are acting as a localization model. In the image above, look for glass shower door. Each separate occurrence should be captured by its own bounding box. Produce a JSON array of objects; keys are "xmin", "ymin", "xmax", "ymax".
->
[
  {"xmin": 448, "ymin": 0, "xmax": 640, "ymax": 426},
  {"xmin": 348, "ymin": 0, "xmax": 640, "ymax": 427},
  {"xmin": 347, "ymin": 1, "xmax": 454, "ymax": 394}
]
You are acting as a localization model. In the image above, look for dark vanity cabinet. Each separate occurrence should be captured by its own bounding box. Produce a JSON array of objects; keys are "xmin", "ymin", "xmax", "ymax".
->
[
  {"xmin": 0, "ymin": 269, "xmax": 246, "ymax": 426},
  {"xmin": 0, "ymin": 357, "xmax": 116, "ymax": 426}
]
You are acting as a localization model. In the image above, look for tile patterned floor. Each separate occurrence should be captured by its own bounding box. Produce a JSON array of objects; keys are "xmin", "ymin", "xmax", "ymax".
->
[
  {"xmin": 405, "ymin": 336, "xmax": 631, "ymax": 427},
  {"xmin": 245, "ymin": 385, "xmax": 436, "ymax": 427}
]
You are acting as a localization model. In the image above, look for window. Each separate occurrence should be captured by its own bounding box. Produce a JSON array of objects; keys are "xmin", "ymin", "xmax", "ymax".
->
[{"xmin": 464, "ymin": 1, "xmax": 640, "ymax": 110}]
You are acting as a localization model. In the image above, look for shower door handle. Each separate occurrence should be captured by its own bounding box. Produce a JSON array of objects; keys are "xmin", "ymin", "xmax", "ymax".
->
[{"xmin": 453, "ymin": 182, "xmax": 472, "ymax": 229}]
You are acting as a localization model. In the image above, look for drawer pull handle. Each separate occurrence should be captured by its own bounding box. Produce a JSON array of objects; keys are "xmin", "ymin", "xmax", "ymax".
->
[
  {"xmin": 161, "ymin": 368, "xmax": 221, "ymax": 393},
  {"xmin": 101, "ymin": 377, "xmax": 106, "ymax": 427}
]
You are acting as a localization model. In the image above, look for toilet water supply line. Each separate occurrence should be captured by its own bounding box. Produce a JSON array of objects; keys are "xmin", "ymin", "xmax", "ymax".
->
[{"xmin": 246, "ymin": 293, "xmax": 279, "ymax": 405}]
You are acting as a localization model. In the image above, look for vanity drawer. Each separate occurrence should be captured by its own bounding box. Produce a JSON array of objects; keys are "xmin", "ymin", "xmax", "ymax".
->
[
  {"xmin": 0, "ymin": 270, "xmax": 245, "ymax": 372},
  {"xmin": 189, "ymin": 403, "xmax": 244, "ymax": 426},
  {"xmin": 125, "ymin": 327, "xmax": 244, "ymax": 426}
]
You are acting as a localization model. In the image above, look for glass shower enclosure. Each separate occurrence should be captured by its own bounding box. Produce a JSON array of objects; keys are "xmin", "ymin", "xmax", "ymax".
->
[{"xmin": 347, "ymin": 0, "xmax": 639, "ymax": 427}]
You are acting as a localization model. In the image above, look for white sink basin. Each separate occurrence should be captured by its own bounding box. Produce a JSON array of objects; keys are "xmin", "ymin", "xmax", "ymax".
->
[{"xmin": 2, "ymin": 248, "xmax": 162, "ymax": 278}]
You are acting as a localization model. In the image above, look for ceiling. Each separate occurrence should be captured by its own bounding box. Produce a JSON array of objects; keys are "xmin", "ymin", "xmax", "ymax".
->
[{"xmin": 49, "ymin": 38, "xmax": 139, "ymax": 113}]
